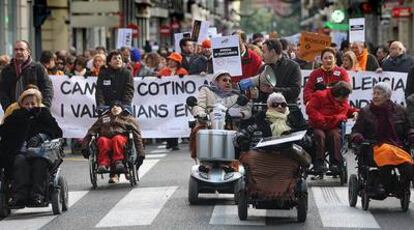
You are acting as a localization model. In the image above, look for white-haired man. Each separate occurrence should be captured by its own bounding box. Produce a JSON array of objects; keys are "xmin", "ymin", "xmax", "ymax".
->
[{"xmin": 380, "ymin": 41, "xmax": 414, "ymax": 73}]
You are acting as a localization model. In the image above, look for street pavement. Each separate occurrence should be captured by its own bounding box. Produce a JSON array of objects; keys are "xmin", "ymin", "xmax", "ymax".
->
[{"xmin": 1, "ymin": 143, "xmax": 414, "ymax": 230}]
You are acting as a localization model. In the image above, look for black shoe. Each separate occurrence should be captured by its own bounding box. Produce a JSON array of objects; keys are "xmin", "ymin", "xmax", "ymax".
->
[
  {"xmin": 313, "ymin": 160, "xmax": 327, "ymax": 173},
  {"xmin": 9, "ymin": 197, "xmax": 26, "ymax": 208},
  {"xmin": 329, "ymin": 164, "xmax": 340, "ymax": 173},
  {"xmin": 114, "ymin": 161, "xmax": 124, "ymax": 172},
  {"xmin": 171, "ymin": 146, "xmax": 180, "ymax": 151}
]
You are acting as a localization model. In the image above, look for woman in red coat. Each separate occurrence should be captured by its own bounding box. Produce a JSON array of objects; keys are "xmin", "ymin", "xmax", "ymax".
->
[
  {"xmin": 306, "ymin": 81, "xmax": 357, "ymax": 172},
  {"xmin": 303, "ymin": 47, "xmax": 350, "ymax": 104}
]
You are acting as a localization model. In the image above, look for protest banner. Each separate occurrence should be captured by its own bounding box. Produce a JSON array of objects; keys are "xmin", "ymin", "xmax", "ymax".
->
[
  {"xmin": 174, "ymin": 32, "xmax": 191, "ymax": 53},
  {"xmin": 191, "ymin": 20, "xmax": 210, "ymax": 44},
  {"xmin": 116, "ymin": 28, "xmax": 133, "ymax": 49},
  {"xmin": 349, "ymin": 18, "xmax": 365, "ymax": 43},
  {"xmin": 211, "ymin": 35, "xmax": 242, "ymax": 76},
  {"xmin": 0, "ymin": 71, "xmax": 408, "ymax": 138},
  {"xmin": 299, "ymin": 32, "xmax": 331, "ymax": 62}
]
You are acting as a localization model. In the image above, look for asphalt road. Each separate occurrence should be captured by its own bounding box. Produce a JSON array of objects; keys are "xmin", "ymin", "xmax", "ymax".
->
[{"xmin": 1, "ymin": 142, "xmax": 414, "ymax": 230}]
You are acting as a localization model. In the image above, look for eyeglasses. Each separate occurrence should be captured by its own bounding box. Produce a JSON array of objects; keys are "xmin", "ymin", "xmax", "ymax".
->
[{"xmin": 271, "ymin": 102, "xmax": 287, "ymax": 108}]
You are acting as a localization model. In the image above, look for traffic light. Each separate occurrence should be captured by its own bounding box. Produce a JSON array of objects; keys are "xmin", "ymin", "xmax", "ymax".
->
[
  {"xmin": 33, "ymin": 0, "xmax": 51, "ymax": 27},
  {"xmin": 359, "ymin": 0, "xmax": 381, "ymax": 14}
]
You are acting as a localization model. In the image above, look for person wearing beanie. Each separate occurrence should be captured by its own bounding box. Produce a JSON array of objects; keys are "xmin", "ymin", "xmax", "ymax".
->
[
  {"xmin": 0, "ymin": 86, "xmax": 62, "ymax": 207},
  {"xmin": 191, "ymin": 39, "xmax": 213, "ymax": 75},
  {"xmin": 352, "ymin": 82, "xmax": 414, "ymax": 195},
  {"xmin": 129, "ymin": 48, "xmax": 156, "ymax": 77},
  {"xmin": 189, "ymin": 70, "xmax": 252, "ymax": 158},
  {"xmin": 266, "ymin": 93, "xmax": 291, "ymax": 137},
  {"xmin": 81, "ymin": 102, "xmax": 145, "ymax": 179},
  {"xmin": 157, "ymin": 52, "xmax": 188, "ymax": 77},
  {"xmin": 306, "ymin": 81, "xmax": 358, "ymax": 172}
]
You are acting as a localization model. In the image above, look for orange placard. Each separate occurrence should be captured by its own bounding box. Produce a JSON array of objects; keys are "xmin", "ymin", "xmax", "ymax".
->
[{"xmin": 298, "ymin": 32, "xmax": 332, "ymax": 62}]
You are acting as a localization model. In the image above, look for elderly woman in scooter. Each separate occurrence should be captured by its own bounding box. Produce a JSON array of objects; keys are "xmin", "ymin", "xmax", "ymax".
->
[
  {"xmin": 189, "ymin": 70, "xmax": 252, "ymax": 159},
  {"xmin": 351, "ymin": 82, "xmax": 414, "ymax": 195}
]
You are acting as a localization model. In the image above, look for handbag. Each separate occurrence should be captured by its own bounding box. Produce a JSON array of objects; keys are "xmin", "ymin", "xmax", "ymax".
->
[{"xmin": 25, "ymin": 139, "xmax": 64, "ymax": 164}]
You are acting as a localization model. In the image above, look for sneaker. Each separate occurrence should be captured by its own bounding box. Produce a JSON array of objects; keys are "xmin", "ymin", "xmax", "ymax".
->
[
  {"xmin": 97, "ymin": 165, "xmax": 109, "ymax": 173},
  {"xmin": 108, "ymin": 174, "xmax": 119, "ymax": 184},
  {"xmin": 114, "ymin": 161, "xmax": 124, "ymax": 172}
]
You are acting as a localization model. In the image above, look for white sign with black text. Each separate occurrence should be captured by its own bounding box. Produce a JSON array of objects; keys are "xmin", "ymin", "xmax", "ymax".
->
[
  {"xmin": 349, "ymin": 18, "xmax": 365, "ymax": 43},
  {"xmin": 211, "ymin": 35, "xmax": 242, "ymax": 76}
]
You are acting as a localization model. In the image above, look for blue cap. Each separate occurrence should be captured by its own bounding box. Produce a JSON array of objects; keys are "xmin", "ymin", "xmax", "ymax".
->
[{"xmin": 130, "ymin": 48, "xmax": 141, "ymax": 62}]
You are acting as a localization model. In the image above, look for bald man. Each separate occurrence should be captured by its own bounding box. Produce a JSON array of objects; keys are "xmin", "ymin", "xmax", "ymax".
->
[
  {"xmin": 0, "ymin": 40, "xmax": 53, "ymax": 110},
  {"xmin": 381, "ymin": 41, "xmax": 414, "ymax": 73}
]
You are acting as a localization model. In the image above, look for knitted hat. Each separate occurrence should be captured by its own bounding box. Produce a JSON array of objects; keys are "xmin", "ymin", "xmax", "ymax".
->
[
  {"xmin": 130, "ymin": 48, "xmax": 141, "ymax": 62},
  {"xmin": 201, "ymin": 39, "xmax": 211, "ymax": 48},
  {"xmin": 167, "ymin": 52, "xmax": 182, "ymax": 64},
  {"xmin": 267, "ymin": 92, "xmax": 287, "ymax": 107},
  {"xmin": 374, "ymin": 82, "xmax": 392, "ymax": 99},
  {"xmin": 212, "ymin": 70, "xmax": 231, "ymax": 82},
  {"xmin": 18, "ymin": 88, "xmax": 43, "ymax": 107}
]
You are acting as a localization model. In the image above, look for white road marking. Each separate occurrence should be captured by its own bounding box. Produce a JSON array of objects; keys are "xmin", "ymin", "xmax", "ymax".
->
[
  {"xmin": 312, "ymin": 187, "xmax": 380, "ymax": 228},
  {"xmin": 0, "ymin": 191, "xmax": 88, "ymax": 230},
  {"xmin": 146, "ymin": 153, "xmax": 167, "ymax": 159},
  {"xmin": 95, "ymin": 186, "xmax": 178, "ymax": 227},
  {"xmin": 119, "ymin": 159, "xmax": 159, "ymax": 183}
]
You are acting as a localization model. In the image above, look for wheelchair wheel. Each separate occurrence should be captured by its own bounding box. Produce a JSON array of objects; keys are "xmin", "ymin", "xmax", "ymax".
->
[
  {"xmin": 361, "ymin": 190, "xmax": 369, "ymax": 211},
  {"xmin": 188, "ymin": 177, "xmax": 198, "ymax": 205},
  {"xmin": 128, "ymin": 162, "xmax": 138, "ymax": 187},
  {"xmin": 297, "ymin": 185, "xmax": 308, "ymax": 223},
  {"xmin": 52, "ymin": 175, "xmax": 66, "ymax": 215},
  {"xmin": 348, "ymin": 174, "xmax": 358, "ymax": 207},
  {"xmin": 0, "ymin": 193, "xmax": 10, "ymax": 217},
  {"xmin": 89, "ymin": 155, "xmax": 97, "ymax": 189},
  {"xmin": 238, "ymin": 189, "xmax": 248, "ymax": 220},
  {"xmin": 234, "ymin": 179, "xmax": 243, "ymax": 205},
  {"xmin": 59, "ymin": 175, "xmax": 69, "ymax": 211},
  {"xmin": 400, "ymin": 190, "xmax": 410, "ymax": 212}
]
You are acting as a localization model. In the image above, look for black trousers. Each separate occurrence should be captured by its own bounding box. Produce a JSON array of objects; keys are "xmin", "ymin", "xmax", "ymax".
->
[{"xmin": 13, "ymin": 154, "xmax": 49, "ymax": 200}]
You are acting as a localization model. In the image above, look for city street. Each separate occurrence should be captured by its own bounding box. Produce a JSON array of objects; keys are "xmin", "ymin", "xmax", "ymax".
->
[{"xmin": 1, "ymin": 143, "xmax": 414, "ymax": 230}]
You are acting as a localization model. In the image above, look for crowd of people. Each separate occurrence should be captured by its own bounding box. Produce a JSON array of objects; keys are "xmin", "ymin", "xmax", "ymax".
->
[{"xmin": 1, "ymin": 29, "xmax": 414, "ymax": 205}]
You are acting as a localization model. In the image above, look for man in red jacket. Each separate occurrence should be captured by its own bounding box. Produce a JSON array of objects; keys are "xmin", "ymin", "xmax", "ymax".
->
[
  {"xmin": 306, "ymin": 81, "xmax": 358, "ymax": 172},
  {"xmin": 231, "ymin": 30, "xmax": 262, "ymax": 83}
]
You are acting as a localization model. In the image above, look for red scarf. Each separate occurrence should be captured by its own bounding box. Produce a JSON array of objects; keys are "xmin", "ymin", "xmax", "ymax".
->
[
  {"xmin": 369, "ymin": 100, "xmax": 401, "ymax": 146},
  {"xmin": 12, "ymin": 57, "xmax": 32, "ymax": 78}
]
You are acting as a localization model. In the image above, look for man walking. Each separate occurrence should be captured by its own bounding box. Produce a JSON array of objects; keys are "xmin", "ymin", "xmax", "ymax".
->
[{"xmin": 0, "ymin": 40, "xmax": 53, "ymax": 110}]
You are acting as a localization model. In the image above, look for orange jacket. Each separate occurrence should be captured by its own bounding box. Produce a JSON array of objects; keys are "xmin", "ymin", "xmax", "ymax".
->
[{"xmin": 157, "ymin": 67, "xmax": 188, "ymax": 77}]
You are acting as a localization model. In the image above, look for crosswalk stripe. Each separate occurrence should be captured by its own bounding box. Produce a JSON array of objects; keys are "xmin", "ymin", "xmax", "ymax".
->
[
  {"xmin": 146, "ymin": 153, "xmax": 167, "ymax": 159},
  {"xmin": 95, "ymin": 186, "xmax": 178, "ymax": 227},
  {"xmin": 209, "ymin": 205, "xmax": 296, "ymax": 226},
  {"xmin": 150, "ymin": 149, "xmax": 169, "ymax": 153},
  {"xmin": 0, "ymin": 191, "xmax": 88, "ymax": 230},
  {"xmin": 312, "ymin": 187, "xmax": 380, "ymax": 229},
  {"xmin": 119, "ymin": 159, "xmax": 159, "ymax": 183}
]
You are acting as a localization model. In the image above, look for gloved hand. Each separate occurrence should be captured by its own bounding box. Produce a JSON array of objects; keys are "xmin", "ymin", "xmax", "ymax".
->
[
  {"xmin": 27, "ymin": 134, "xmax": 46, "ymax": 147},
  {"xmin": 352, "ymin": 133, "xmax": 365, "ymax": 144},
  {"xmin": 228, "ymin": 107, "xmax": 242, "ymax": 118},
  {"xmin": 81, "ymin": 148, "xmax": 89, "ymax": 159}
]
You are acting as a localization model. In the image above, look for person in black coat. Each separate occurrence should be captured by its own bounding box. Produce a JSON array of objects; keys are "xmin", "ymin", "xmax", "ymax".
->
[
  {"xmin": 0, "ymin": 40, "xmax": 53, "ymax": 110},
  {"xmin": 0, "ymin": 88, "xmax": 62, "ymax": 208},
  {"xmin": 95, "ymin": 50, "xmax": 134, "ymax": 107}
]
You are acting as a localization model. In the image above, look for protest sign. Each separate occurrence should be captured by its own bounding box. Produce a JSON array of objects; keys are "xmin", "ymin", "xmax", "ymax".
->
[
  {"xmin": 174, "ymin": 32, "xmax": 191, "ymax": 53},
  {"xmin": 208, "ymin": 27, "xmax": 218, "ymax": 38},
  {"xmin": 299, "ymin": 32, "xmax": 331, "ymax": 62},
  {"xmin": 0, "ymin": 71, "xmax": 408, "ymax": 138},
  {"xmin": 191, "ymin": 20, "xmax": 210, "ymax": 44},
  {"xmin": 211, "ymin": 35, "xmax": 242, "ymax": 76},
  {"xmin": 349, "ymin": 18, "xmax": 365, "ymax": 43},
  {"xmin": 116, "ymin": 28, "xmax": 133, "ymax": 49}
]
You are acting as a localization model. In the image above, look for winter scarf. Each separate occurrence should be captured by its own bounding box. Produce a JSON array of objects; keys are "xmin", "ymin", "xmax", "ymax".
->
[
  {"xmin": 369, "ymin": 100, "xmax": 401, "ymax": 146},
  {"xmin": 12, "ymin": 57, "xmax": 33, "ymax": 100},
  {"xmin": 266, "ymin": 108, "xmax": 291, "ymax": 137}
]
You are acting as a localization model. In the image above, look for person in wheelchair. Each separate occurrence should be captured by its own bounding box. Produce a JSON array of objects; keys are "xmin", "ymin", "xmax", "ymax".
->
[
  {"xmin": 351, "ymin": 82, "xmax": 414, "ymax": 195},
  {"xmin": 0, "ymin": 88, "xmax": 62, "ymax": 207},
  {"xmin": 82, "ymin": 102, "xmax": 145, "ymax": 174},
  {"xmin": 306, "ymin": 81, "xmax": 358, "ymax": 173},
  {"xmin": 189, "ymin": 70, "xmax": 252, "ymax": 160}
]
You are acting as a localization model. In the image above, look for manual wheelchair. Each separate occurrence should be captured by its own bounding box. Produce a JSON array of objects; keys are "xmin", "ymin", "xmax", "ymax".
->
[
  {"xmin": 0, "ymin": 138, "xmax": 68, "ymax": 217},
  {"xmin": 348, "ymin": 141, "xmax": 412, "ymax": 211},
  {"xmin": 87, "ymin": 131, "xmax": 139, "ymax": 189},
  {"xmin": 305, "ymin": 122, "xmax": 349, "ymax": 185}
]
